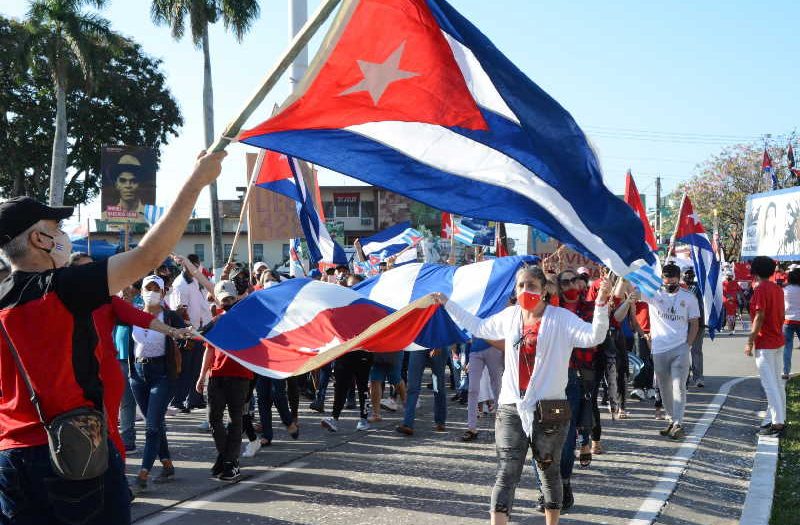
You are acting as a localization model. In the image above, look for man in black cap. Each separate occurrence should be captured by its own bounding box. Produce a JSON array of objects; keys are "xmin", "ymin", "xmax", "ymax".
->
[{"xmin": 0, "ymin": 150, "xmax": 225, "ymax": 524}]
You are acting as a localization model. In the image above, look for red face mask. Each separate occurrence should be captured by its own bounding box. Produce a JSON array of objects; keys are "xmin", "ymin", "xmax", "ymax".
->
[
  {"xmin": 518, "ymin": 291, "xmax": 542, "ymax": 311},
  {"xmin": 563, "ymin": 289, "xmax": 580, "ymax": 301},
  {"xmin": 549, "ymin": 294, "xmax": 560, "ymax": 307}
]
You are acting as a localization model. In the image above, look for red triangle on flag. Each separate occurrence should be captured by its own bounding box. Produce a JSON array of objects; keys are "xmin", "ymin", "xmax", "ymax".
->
[
  {"xmin": 623, "ymin": 170, "xmax": 658, "ymax": 251},
  {"xmin": 240, "ymin": 0, "xmax": 487, "ymax": 139},
  {"xmin": 255, "ymin": 150, "xmax": 294, "ymax": 185},
  {"xmin": 674, "ymin": 194, "xmax": 707, "ymax": 239},
  {"xmin": 762, "ymin": 149, "xmax": 773, "ymax": 170}
]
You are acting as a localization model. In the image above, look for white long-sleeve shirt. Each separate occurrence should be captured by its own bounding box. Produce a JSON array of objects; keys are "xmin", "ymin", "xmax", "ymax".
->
[
  {"xmin": 168, "ymin": 273, "xmax": 212, "ymax": 328},
  {"xmin": 445, "ymin": 300, "xmax": 609, "ymax": 435}
]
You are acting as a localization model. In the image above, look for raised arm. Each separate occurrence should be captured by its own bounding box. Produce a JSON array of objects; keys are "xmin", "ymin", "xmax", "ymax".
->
[
  {"xmin": 106, "ymin": 151, "xmax": 226, "ymax": 295},
  {"xmin": 435, "ymin": 293, "xmax": 510, "ymax": 341}
]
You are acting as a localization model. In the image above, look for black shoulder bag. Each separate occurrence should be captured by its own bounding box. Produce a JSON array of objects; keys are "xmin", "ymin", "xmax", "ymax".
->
[{"xmin": 0, "ymin": 322, "xmax": 108, "ymax": 480}]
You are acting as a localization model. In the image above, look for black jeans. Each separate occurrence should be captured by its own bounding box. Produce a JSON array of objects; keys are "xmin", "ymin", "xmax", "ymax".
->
[
  {"xmin": 332, "ymin": 351, "xmax": 373, "ymax": 420},
  {"xmin": 0, "ymin": 440, "xmax": 130, "ymax": 525},
  {"xmin": 173, "ymin": 340, "xmax": 205, "ymax": 409},
  {"xmin": 208, "ymin": 376, "xmax": 251, "ymax": 462}
]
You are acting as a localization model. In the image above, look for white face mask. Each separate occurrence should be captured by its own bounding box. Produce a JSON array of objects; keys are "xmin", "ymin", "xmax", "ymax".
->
[
  {"xmin": 141, "ymin": 290, "xmax": 162, "ymax": 306},
  {"xmin": 39, "ymin": 230, "xmax": 72, "ymax": 268}
]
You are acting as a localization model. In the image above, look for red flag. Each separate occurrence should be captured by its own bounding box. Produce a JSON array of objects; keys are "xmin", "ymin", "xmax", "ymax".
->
[
  {"xmin": 441, "ymin": 212, "xmax": 452, "ymax": 239},
  {"xmin": 762, "ymin": 149, "xmax": 773, "ymax": 171},
  {"xmin": 674, "ymin": 194, "xmax": 707, "ymax": 239},
  {"xmin": 624, "ymin": 170, "xmax": 658, "ymax": 251},
  {"xmin": 495, "ymin": 222, "xmax": 509, "ymax": 257}
]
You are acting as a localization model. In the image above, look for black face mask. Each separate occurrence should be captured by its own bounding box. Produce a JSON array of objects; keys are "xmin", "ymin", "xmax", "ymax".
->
[
  {"xmin": 664, "ymin": 283, "xmax": 680, "ymax": 293},
  {"xmin": 233, "ymin": 278, "xmax": 249, "ymax": 295},
  {"xmin": 683, "ymin": 277, "xmax": 694, "ymax": 285}
]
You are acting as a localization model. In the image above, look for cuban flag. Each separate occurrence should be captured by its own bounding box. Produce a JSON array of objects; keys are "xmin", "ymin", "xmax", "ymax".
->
[
  {"xmin": 252, "ymin": 149, "xmax": 347, "ymax": 265},
  {"xmin": 353, "ymin": 255, "xmax": 536, "ymax": 350},
  {"xmin": 359, "ymin": 221, "xmax": 420, "ymax": 266},
  {"xmin": 201, "ymin": 278, "xmax": 465, "ymax": 378},
  {"xmin": 453, "ymin": 219, "xmax": 477, "ymax": 246},
  {"xmin": 762, "ymin": 148, "xmax": 777, "ymax": 190},
  {"xmin": 143, "ymin": 204, "xmax": 165, "ymax": 226},
  {"xmin": 238, "ymin": 0, "xmax": 657, "ymax": 288},
  {"xmin": 288, "ymin": 237, "xmax": 305, "ymax": 277},
  {"xmin": 674, "ymin": 195, "xmax": 725, "ymax": 337}
]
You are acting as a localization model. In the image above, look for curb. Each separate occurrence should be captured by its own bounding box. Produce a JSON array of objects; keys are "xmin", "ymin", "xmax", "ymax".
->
[{"xmin": 739, "ymin": 434, "xmax": 779, "ymax": 525}]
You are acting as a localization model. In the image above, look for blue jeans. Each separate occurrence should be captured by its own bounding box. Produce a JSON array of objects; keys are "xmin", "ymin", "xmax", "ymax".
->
[
  {"xmin": 118, "ymin": 360, "xmax": 136, "ymax": 450},
  {"xmin": 256, "ymin": 376, "xmax": 293, "ymax": 441},
  {"xmin": 0, "ymin": 440, "xmax": 130, "ymax": 525},
  {"xmin": 314, "ymin": 363, "xmax": 333, "ymax": 404},
  {"xmin": 129, "ymin": 358, "xmax": 174, "ymax": 472},
  {"xmin": 172, "ymin": 340, "xmax": 205, "ymax": 409},
  {"xmin": 783, "ymin": 324, "xmax": 800, "ymax": 375},
  {"xmin": 403, "ymin": 349, "xmax": 447, "ymax": 428}
]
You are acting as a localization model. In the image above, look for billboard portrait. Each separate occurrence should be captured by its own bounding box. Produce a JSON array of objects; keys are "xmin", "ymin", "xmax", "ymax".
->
[
  {"xmin": 741, "ymin": 186, "xmax": 800, "ymax": 260},
  {"xmin": 101, "ymin": 146, "xmax": 157, "ymax": 228}
]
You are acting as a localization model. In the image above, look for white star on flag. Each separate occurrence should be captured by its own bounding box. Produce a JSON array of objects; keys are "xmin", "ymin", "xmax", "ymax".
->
[
  {"xmin": 687, "ymin": 213, "xmax": 701, "ymax": 225},
  {"xmin": 340, "ymin": 41, "xmax": 419, "ymax": 105}
]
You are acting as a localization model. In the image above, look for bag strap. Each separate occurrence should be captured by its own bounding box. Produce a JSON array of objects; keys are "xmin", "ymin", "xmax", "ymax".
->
[{"xmin": 0, "ymin": 321, "xmax": 48, "ymax": 424}]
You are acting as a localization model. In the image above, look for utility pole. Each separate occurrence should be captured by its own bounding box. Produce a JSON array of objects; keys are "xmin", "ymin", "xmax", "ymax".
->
[
  {"xmin": 289, "ymin": 0, "xmax": 308, "ymax": 91},
  {"xmin": 655, "ymin": 175, "xmax": 662, "ymax": 245}
]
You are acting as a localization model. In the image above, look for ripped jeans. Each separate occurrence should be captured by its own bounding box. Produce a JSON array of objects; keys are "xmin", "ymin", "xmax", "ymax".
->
[{"xmin": 491, "ymin": 404, "xmax": 568, "ymax": 515}]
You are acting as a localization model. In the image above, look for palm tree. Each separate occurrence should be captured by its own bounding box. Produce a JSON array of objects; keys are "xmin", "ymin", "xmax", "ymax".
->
[
  {"xmin": 26, "ymin": 0, "xmax": 123, "ymax": 206},
  {"xmin": 151, "ymin": 0, "xmax": 260, "ymax": 271}
]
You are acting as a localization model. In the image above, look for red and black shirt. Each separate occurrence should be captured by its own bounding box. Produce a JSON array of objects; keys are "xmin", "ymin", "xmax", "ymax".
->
[{"xmin": 0, "ymin": 261, "xmax": 110, "ymax": 450}]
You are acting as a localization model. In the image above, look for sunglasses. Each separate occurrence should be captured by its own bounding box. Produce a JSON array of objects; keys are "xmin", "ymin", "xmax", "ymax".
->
[{"xmin": 559, "ymin": 277, "xmax": 579, "ymax": 285}]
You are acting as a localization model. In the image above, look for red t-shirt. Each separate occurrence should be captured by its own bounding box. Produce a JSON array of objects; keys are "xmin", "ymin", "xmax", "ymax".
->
[
  {"xmin": 750, "ymin": 280, "xmax": 785, "ymax": 349},
  {"xmin": 724, "ymin": 297, "xmax": 738, "ymax": 316},
  {"xmin": 723, "ymin": 279, "xmax": 741, "ymax": 301},
  {"xmin": 563, "ymin": 300, "xmax": 596, "ymax": 369},
  {"xmin": 0, "ymin": 262, "xmax": 110, "ymax": 450},
  {"xmin": 92, "ymin": 297, "xmax": 154, "ymax": 458},
  {"xmin": 519, "ymin": 322, "xmax": 540, "ymax": 392},
  {"xmin": 634, "ymin": 302, "xmax": 650, "ymax": 333},
  {"xmin": 207, "ymin": 314, "xmax": 254, "ymax": 380}
]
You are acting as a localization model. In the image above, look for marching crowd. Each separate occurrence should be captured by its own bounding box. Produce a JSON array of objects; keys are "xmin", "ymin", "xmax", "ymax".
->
[{"xmin": 0, "ymin": 149, "xmax": 792, "ymax": 525}]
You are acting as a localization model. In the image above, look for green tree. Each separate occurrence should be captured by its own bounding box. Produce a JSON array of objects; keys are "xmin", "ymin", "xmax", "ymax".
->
[
  {"xmin": 663, "ymin": 141, "xmax": 793, "ymax": 259},
  {"xmin": 25, "ymin": 0, "xmax": 127, "ymax": 206},
  {"xmin": 150, "ymin": 0, "xmax": 260, "ymax": 269},
  {"xmin": 0, "ymin": 16, "xmax": 183, "ymax": 205}
]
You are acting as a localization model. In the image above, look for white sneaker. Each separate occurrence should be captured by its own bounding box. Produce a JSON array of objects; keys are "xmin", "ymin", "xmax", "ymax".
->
[
  {"xmin": 242, "ymin": 440, "xmax": 260, "ymax": 458},
  {"xmin": 321, "ymin": 417, "xmax": 338, "ymax": 432},
  {"xmin": 197, "ymin": 420, "xmax": 210, "ymax": 432},
  {"xmin": 356, "ymin": 419, "xmax": 371, "ymax": 431},
  {"xmin": 630, "ymin": 388, "xmax": 645, "ymax": 401},
  {"xmin": 416, "ymin": 399, "xmax": 422, "ymax": 409},
  {"xmin": 646, "ymin": 389, "xmax": 657, "ymax": 400},
  {"xmin": 380, "ymin": 398, "xmax": 398, "ymax": 412}
]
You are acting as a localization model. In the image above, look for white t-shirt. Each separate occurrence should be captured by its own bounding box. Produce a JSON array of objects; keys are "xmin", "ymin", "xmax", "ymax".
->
[
  {"xmin": 784, "ymin": 285, "xmax": 800, "ymax": 321},
  {"xmin": 644, "ymin": 288, "xmax": 700, "ymax": 354},
  {"xmin": 132, "ymin": 312, "xmax": 167, "ymax": 358}
]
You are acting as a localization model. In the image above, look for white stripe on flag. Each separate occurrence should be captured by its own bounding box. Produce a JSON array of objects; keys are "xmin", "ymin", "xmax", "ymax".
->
[
  {"xmin": 364, "ymin": 263, "xmax": 423, "ymax": 309},
  {"xmin": 450, "ymin": 259, "xmax": 495, "ymax": 315}
]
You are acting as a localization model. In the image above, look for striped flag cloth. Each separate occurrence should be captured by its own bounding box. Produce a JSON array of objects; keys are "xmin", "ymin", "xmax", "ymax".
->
[
  {"xmin": 288, "ymin": 238, "xmax": 305, "ymax": 277},
  {"xmin": 453, "ymin": 220, "xmax": 477, "ymax": 246},
  {"xmin": 353, "ymin": 255, "xmax": 537, "ymax": 332},
  {"xmin": 201, "ymin": 279, "xmax": 466, "ymax": 378},
  {"xmin": 143, "ymin": 204, "xmax": 165, "ymax": 226}
]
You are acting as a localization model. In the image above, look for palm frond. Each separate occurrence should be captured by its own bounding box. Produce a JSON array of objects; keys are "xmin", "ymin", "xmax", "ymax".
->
[
  {"xmin": 219, "ymin": 0, "xmax": 260, "ymax": 42},
  {"xmin": 150, "ymin": 0, "xmax": 189, "ymax": 41}
]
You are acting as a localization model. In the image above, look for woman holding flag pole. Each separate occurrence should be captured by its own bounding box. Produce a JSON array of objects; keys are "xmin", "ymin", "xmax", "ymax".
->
[{"xmin": 433, "ymin": 265, "xmax": 611, "ymax": 525}]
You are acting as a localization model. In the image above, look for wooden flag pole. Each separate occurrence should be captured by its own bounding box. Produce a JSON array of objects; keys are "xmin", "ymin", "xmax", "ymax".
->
[{"xmin": 207, "ymin": 0, "xmax": 343, "ymax": 154}]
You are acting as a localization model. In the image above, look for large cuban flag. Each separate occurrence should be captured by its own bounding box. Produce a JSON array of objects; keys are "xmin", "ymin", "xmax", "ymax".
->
[
  {"xmin": 252, "ymin": 149, "xmax": 347, "ymax": 265},
  {"xmin": 239, "ymin": 0, "xmax": 659, "ymax": 289},
  {"xmin": 202, "ymin": 278, "xmax": 466, "ymax": 378},
  {"xmin": 353, "ymin": 255, "xmax": 536, "ymax": 348},
  {"xmin": 674, "ymin": 195, "xmax": 725, "ymax": 337}
]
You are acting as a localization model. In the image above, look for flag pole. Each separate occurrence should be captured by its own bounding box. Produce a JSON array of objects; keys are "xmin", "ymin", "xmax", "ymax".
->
[
  {"xmin": 207, "ymin": 0, "xmax": 343, "ymax": 154},
  {"xmin": 86, "ymin": 217, "xmax": 91, "ymax": 257},
  {"xmin": 448, "ymin": 214, "xmax": 456, "ymax": 264},
  {"xmin": 666, "ymin": 193, "xmax": 686, "ymax": 260}
]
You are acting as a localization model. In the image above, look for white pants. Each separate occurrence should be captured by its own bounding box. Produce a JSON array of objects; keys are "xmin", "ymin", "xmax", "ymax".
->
[
  {"xmin": 755, "ymin": 349, "xmax": 786, "ymax": 425},
  {"xmin": 467, "ymin": 348, "xmax": 503, "ymax": 430}
]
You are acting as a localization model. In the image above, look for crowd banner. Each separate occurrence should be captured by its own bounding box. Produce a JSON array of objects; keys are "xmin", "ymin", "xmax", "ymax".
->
[
  {"xmin": 741, "ymin": 186, "xmax": 800, "ymax": 260},
  {"xmin": 100, "ymin": 146, "xmax": 157, "ymax": 230}
]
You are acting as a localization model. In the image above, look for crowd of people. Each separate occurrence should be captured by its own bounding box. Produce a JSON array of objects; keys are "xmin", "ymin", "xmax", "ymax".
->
[{"xmin": 0, "ymin": 150, "xmax": 793, "ymax": 525}]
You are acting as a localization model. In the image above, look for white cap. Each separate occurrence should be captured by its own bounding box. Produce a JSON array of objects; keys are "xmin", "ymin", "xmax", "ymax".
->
[
  {"xmin": 253, "ymin": 261, "xmax": 268, "ymax": 272},
  {"xmin": 214, "ymin": 280, "xmax": 238, "ymax": 301},
  {"xmin": 142, "ymin": 275, "xmax": 164, "ymax": 290},
  {"xmin": 576, "ymin": 266, "xmax": 590, "ymax": 276}
]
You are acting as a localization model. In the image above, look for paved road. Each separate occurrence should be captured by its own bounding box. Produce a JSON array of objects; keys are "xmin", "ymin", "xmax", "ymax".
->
[{"xmin": 128, "ymin": 331, "xmax": 786, "ymax": 525}]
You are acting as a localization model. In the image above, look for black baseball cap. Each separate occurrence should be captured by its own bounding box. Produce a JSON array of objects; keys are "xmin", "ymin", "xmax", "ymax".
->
[{"xmin": 0, "ymin": 197, "xmax": 73, "ymax": 246}]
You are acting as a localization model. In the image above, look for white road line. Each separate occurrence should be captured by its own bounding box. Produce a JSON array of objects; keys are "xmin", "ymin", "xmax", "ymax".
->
[
  {"xmin": 739, "ymin": 434, "xmax": 779, "ymax": 525},
  {"xmin": 627, "ymin": 376, "xmax": 751, "ymax": 525},
  {"xmin": 135, "ymin": 461, "xmax": 310, "ymax": 525}
]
